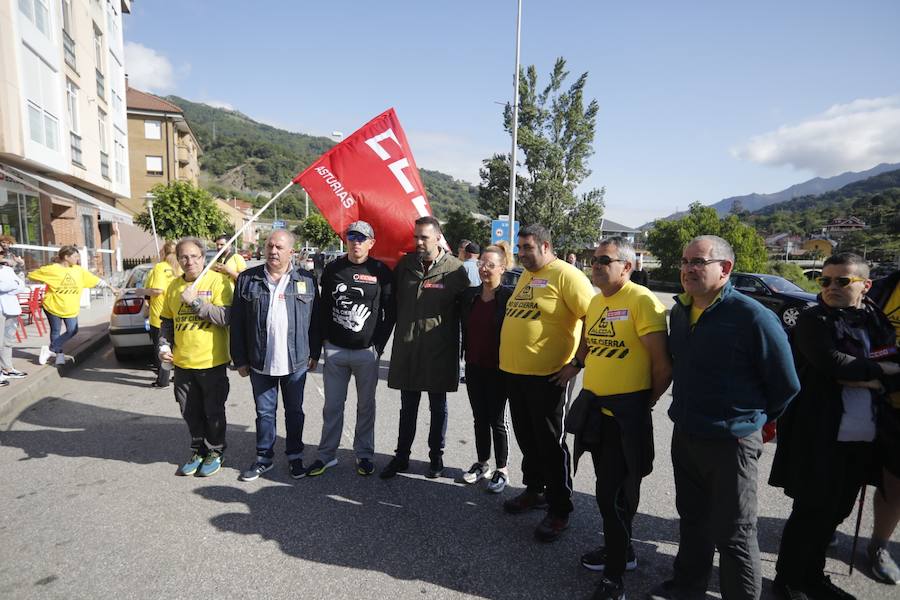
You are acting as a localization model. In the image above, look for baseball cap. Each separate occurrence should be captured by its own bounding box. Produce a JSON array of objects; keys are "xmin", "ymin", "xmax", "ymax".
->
[{"xmin": 346, "ymin": 221, "xmax": 374, "ymax": 238}]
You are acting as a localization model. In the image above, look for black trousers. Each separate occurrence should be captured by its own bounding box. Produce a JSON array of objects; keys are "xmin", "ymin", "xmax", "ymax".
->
[
  {"xmin": 396, "ymin": 391, "xmax": 447, "ymax": 462},
  {"xmin": 775, "ymin": 441, "xmax": 874, "ymax": 585},
  {"xmin": 173, "ymin": 364, "xmax": 229, "ymax": 453},
  {"xmin": 148, "ymin": 325, "xmax": 171, "ymax": 387},
  {"xmin": 671, "ymin": 427, "xmax": 763, "ymax": 600},
  {"xmin": 589, "ymin": 414, "xmax": 634, "ymax": 579},
  {"xmin": 505, "ymin": 372, "xmax": 573, "ymax": 517},
  {"xmin": 465, "ymin": 364, "xmax": 509, "ymax": 468}
]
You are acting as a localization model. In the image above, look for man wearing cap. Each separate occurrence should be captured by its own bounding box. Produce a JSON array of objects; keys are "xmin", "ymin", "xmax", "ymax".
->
[
  {"xmin": 305, "ymin": 221, "xmax": 396, "ymax": 477},
  {"xmin": 462, "ymin": 241, "xmax": 481, "ymax": 287}
]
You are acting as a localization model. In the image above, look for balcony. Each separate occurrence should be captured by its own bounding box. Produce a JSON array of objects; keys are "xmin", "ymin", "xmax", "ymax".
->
[
  {"xmin": 176, "ymin": 145, "xmax": 191, "ymax": 164},
  {"xmin": 63, "ymin": 31, "xmax": 76, "ymax": 70},
  {"xmin": 70, "ymin": 132, "xmax": 83, "ymax": 166},
  {"xmin": 100, "ymin": 151, "xmax": 110, "ymax": 180},
  {"xmin": 95, "ymin": 69, "xmax": 105, "ymax": 100}
]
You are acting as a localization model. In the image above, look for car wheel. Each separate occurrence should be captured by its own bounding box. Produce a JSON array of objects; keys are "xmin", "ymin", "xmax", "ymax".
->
[{"xmin": 781, "ymin": 305, "xmax": 802, "ymax": 328}]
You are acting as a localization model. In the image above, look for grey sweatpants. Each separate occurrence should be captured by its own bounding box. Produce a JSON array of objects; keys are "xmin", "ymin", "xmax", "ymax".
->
[
  {"xmin": 317, "ymin": 341, "xmax": 380, "ymax": 463},
  {"xmin": 670, "ymin": 426, "xmax": 764, "ymax": 600},
  {"xmin": 0, "ymin": 314, "xmax": 17, "ymax": 371}
]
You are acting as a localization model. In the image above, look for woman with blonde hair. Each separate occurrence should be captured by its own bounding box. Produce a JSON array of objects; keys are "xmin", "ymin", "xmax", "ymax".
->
[
  {"xmin": 28, "ymin": 246, "xmax": 116, "ymax": 366},
  {"xmin": 142, "ymin": 241, "xmax": 182, "ymax": 388},
  {"xmin": 457, "ymin": 243, "xmax": 514, "ymax": 492}
]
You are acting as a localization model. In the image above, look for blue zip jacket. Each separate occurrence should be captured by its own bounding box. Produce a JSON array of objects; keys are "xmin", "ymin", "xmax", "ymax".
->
[
  {"xmin": 230, "ymin": 264, "xmax": 322, "ymax": 373},
  {"xmin": 668, "ymin": 281, "xmax": 800, "ymax": 439}
]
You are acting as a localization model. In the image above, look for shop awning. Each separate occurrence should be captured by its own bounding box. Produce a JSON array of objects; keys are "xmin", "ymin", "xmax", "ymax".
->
[{"xmin": 0, "ymin": 164, "xmax": 134, "ymax": 225}]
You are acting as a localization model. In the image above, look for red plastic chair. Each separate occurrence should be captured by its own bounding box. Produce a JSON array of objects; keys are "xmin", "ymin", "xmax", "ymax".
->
[{"xmin": 18, "ymin": 286, "xmax": 46, "ymax": 337}]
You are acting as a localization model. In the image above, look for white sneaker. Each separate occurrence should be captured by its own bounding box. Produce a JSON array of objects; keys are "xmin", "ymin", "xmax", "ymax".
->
[
  {"xmin": 55, "ymin": 352, "xmax": 66, "ymax": 366},
  {"xmin": 38, "ymin": 345, "xmax": 51, "ymax": 365}
]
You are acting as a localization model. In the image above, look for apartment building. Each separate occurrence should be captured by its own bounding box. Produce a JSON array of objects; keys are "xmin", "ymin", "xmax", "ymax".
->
[
  {"xmin": 125, "ymin": 85, "xmax": 201, "ymax": 215},
  {"xmin": 0, "ymin": 0, "xmax": 134, "ymax": 275}
]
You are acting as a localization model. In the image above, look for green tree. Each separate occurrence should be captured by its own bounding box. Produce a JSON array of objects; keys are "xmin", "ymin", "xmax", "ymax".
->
[
  {"xmin": 646, "ymin": 203, "xmax": 768, "ymax": 281},
  {"xmin": 478, "ymin": 57, "xmax": 605, "ymax": 250},
  {"xmin": 442, "ymin": 208, "xmax": 488, "ymax": 250},
  {"xmin": 294, "ymin": 213, "xmax": 338, "ymax": 250},
  {"xmin": 134, "ymin": 181, "xmax": 228, "ymax": 241}
]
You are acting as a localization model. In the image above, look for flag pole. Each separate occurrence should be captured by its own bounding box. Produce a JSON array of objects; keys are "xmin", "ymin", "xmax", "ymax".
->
[
  {"xmin": 508, "ymin": 0, "xmax": 522, "ymax": 252},
  {"xmin": 190, "ymin": 180, "xmax": 295, "ymax": 289}
]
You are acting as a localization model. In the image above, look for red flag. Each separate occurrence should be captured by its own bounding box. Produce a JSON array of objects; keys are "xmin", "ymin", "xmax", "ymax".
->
[{"xmin": 293, "ymin": 108, "xmax": 434, "ymax": 269}]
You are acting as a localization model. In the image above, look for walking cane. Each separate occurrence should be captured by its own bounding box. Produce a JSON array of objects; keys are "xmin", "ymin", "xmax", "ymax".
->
[{"xmin": 849, "ymin": 485, "xmax": 866, "ymax": 575}]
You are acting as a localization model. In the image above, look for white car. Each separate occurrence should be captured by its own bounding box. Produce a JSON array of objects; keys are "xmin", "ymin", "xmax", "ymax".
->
[{"xmin": 108, "ymin": 263, "xmax": 154, "ymax": 360}]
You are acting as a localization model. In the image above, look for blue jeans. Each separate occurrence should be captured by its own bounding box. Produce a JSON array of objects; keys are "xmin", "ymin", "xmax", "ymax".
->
[
  {"xmin": 249, "ymin": 368, "xmax": 308, "ymax": 462},
  {"xmin": 45, "ymin": 311, "xmax": 79, "ymax": 353}
]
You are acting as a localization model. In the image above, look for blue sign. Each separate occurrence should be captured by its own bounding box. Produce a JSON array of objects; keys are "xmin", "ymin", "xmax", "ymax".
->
[
  {"xmin": 491, "ymin": 219, "xmax": 520, "ymax": 253},
  {"xmin": 273, "ymin": 220, "xmax": 286, "ymax": 229}
]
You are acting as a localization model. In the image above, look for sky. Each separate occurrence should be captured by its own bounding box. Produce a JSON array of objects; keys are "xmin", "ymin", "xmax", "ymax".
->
[{"xmin": 123, "ymin": 0, "xmax": 900, "ymax": 227}]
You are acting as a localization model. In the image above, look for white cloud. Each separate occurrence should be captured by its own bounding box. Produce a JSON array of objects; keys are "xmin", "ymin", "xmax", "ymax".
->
[
  {"xmin": 732, "ymin": 95, "xmax": 900, "ymax": 176},
  {"xmin": 124, "ymin": 42, "xmax": 177, "ymax": 94},
  {"xmin": 204, "ymin": 100, "xmax": 234, "ymax": 111}
]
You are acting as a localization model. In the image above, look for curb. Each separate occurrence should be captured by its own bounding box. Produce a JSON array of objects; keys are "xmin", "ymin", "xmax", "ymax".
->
[{"xmin": 0, "ymin": 325, "xmax": 110, "ymax": 430}]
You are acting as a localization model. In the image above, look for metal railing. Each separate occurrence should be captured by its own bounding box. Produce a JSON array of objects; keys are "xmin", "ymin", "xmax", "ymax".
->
[{"xmin": 63, "ymin": 31, "xmax": 76, "ymax": 70}]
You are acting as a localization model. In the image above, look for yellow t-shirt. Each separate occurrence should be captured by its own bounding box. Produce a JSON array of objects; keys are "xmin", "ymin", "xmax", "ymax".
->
[
  {"xmin": 225, "ymin": 253, "xmax": 246, "ymax": 275},
  {"xmin": 159, "ymin": 271, "xmax": 233, "ymax": 369},
  {"xmin": 28, "ymin": 263, "xmax": 100, "ymax": 318},
  {"xmin": 144, "ymin": 261, "xmax": 179, "ymax": 328},
  {"xmin": 500, "ymin": 259, "xmax": 595, "ymax": 376},
  {"xmin": 690, "ymin": 303, "xmax": 704, "ymax": 326},
  {"xmin": 584, "ymin": 280, "xmax": 668, "ymax": 396}
]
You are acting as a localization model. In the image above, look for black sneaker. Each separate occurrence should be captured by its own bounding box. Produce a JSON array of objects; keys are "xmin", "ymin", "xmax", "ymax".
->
[
  {"xmin": 591, "ymin": 576, "xmax": 625, "ymax": 600},
  {"xmin": 306, "ymin": 458, "xmax": 338, "ymax": 477},
  {"xmin": 503, "ymin": 490, "xmax": 548, "ymax": 514},
  {"xmin": 379, "ymin": 457, "xmax": 409, "ymax": 479},
  {"xmin": 289, "ymin": 458, "xmax": 306, "ymax": 479},
  {"xmin": 426, "ymin": 458, "xmax": 444, "ymax": 479},
  {"xmin": 239, "ymin": 461, "xmax": 273, "ymax": 482},
  {"xmin": 356, "ymin": 458, "xmax": 375, "ymax": 476},
  {"xmin": 772, "ymin": 579, "xmax": 811, "ymax": 600},
  {"xmin": 534, "ymin": 513, "xmax": 569, "ymax": 543},
  {"xmin": 804, "ymin": 576, "xmax": 856, "ymax": 600},
  {"xmin": 581, "ymin": 544, "xmax": 638, "ymax": 572}
]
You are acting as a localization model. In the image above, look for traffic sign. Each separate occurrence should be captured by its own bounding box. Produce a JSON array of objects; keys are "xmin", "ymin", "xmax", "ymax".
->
[
  {"xmin": 491, "ymin": 219, "xmax": 520, "ymax": 253},
  {"xmin": 273, "ymin": 220, "xmax": 286, "ymax": 229}
]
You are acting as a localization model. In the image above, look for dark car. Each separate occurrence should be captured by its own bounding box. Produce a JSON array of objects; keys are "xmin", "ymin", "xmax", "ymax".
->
[
  {"xmin": 501, "ymin": 266, "xmax": 524, "ymax": 290},
  {"xmin": 731, "ymin": 272, "xmax": 817, "ymax": 328}
]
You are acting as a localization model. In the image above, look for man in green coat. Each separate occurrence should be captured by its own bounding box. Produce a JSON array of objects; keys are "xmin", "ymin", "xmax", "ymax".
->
[{"xmin": 381, "ymin": 216, "xmax": 470, "ymax": 480}]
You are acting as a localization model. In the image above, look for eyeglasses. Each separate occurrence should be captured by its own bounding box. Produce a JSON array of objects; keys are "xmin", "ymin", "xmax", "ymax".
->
[
  {"xmin": 476, "ymin": 260, "xmax": 501, "ymax": 269},
  {"xmin": 816, "ymin": 276, "xmax": 866, "ymax": 288},
  {"xmin": 680, "ymin": 258, "xmax": 726, "ymax": 268},
  {"xmin": 591, "ymin": 256, "xmax": 626, "ymax": 266},
  {"xmin": 347, "ymin": 232, "xmax": 369, "ymax": 242}
]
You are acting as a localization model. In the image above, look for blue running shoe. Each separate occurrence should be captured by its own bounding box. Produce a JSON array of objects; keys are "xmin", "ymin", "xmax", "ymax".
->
[
  {"xmin": 177, "ymin": 452, "xmax": 204, "ymax": 476},
  {"xmin": 197, "ymin": 450, "xmax": 223, "ymax": 477}
]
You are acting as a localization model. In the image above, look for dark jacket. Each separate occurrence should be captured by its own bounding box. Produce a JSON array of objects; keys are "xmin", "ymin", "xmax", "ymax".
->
[
  {"xmin": 668, "ymin": 281, "xmax": 800, "ymax": 439},
  {"xmin": 229, "ymin": 264, "xmax": 322, "ymax": 373},
  {"xmin": 387, "ymin": 250, "xmax": 469, "ymax": 392},
  {"xmin": 460, "ymin": 283, "xmax": 512, "ymax": 361},
  {"xmin": 630, "ymin": 269, "xmax": 649, "ymax": 288},
  {"xmin": 769, "ymin": 298, "xmax": 895, "ymax": 499}
]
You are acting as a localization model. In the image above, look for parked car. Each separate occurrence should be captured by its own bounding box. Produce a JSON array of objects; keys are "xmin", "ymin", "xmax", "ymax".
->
[
  {"xmin": 109, "ymin": 263, "xmax": 154, "ymax": 360},
  {"xmin": 501, "ymin": 266, "xmax": 523, "ymax": 290},
  {"xmin": 731, "ymin": 272, "xmax": 817, "ymax": 328}
]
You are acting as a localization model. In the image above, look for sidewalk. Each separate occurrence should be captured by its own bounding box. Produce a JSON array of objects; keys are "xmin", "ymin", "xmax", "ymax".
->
[{"xmin": 0, "ymin": 293, "xmax": 117, "ymax": 428}]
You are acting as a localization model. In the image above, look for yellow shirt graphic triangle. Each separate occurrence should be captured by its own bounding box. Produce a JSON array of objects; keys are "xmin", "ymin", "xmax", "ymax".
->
[
  {"xmin": 516, "ymin": 285, "xmax": 533, "ymax": 300},
  {"xmin": 589, "ymin": 306, "xmax": 616, "ymax": 337}
]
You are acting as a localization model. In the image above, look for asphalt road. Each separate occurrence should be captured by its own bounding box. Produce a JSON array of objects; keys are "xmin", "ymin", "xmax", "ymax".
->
[{"xmin": 0, "ymin": 342, "xmax": 897, "ymax": 600}]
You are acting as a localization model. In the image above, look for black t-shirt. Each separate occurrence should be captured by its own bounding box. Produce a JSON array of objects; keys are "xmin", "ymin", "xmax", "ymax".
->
[{"xmin": 320, "ymin": 256, "xmax": 395, "ymax": 352}]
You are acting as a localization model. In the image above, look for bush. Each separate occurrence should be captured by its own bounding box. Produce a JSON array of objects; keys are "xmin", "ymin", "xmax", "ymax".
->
[{"xmin": 766, "ymin": 261, "xmax": 819, "ymax": 292}]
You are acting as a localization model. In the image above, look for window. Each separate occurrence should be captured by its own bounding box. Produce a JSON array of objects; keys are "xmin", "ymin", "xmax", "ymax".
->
[
  {"xmin": 0, "ymin": 192, "xmax": 42, "ymax": 245},
  {"xmin": 61, "ymin": 0, "xmax": 72, "ymax": 32},
  {"xmin": 113, "ymin": 128, "xmax": 126, "ymax": 183},
  {"xmin": 22, "ymin": 45, "xmax": 60, "ymax": 150},
  {"xmin": 97, "ymin": 108, "xmax": 107, "ymax": 150},
  {"xmin": 61, "ymin": 0, "xmax": 76, "ymax": 68},
  {"xmin": 93, "ymin": 25, "xmax": 103, "ymax": 70},
  {"xmin": 82, "ymin": 214, "xmax": 95, "ymax": 249},
  {"xmin": 144, "ymin": 120, "xmax": 161, "ymax": 140},
  {"xmin": 19, "ymin": 0, "xmax": 50, "ymax": 37},
  {"xmin": 145, "ymin": 155, "xmax": 163, "ymax": 176},
  {"xmin": 65, "ymin": 79, "xmax": 78, "ymax": 133}
]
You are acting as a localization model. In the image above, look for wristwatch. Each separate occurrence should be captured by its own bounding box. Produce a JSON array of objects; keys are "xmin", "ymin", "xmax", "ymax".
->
[
  {"xmin": 569, "ymin": 356, "xmax": 584, "ymax": 370},
  {"xmin": 190, "ymin": 298, "xmax": 203, "ymax": 311}
]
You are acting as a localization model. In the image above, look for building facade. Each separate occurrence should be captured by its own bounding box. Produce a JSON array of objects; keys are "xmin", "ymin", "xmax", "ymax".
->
[
  {"xmin": 125, "ymin": 86, "xmax": 201, "ymax": 215},
  {"xmin": 0, "ymin": 0, "xmax": 134, "ymax": 275}
]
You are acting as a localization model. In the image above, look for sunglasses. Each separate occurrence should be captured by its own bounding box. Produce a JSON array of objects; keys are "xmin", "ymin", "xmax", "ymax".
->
[
  {"xmin": 591, "ymin": 256, "xmax": 626, "ymax": 266},
  {"xmin": 347, "ymin": 232, "xmax": 369, "ymax": 242},
  {"xmin": 815, "ymin": 276, "xmax": 866, "ymax": 288}
]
